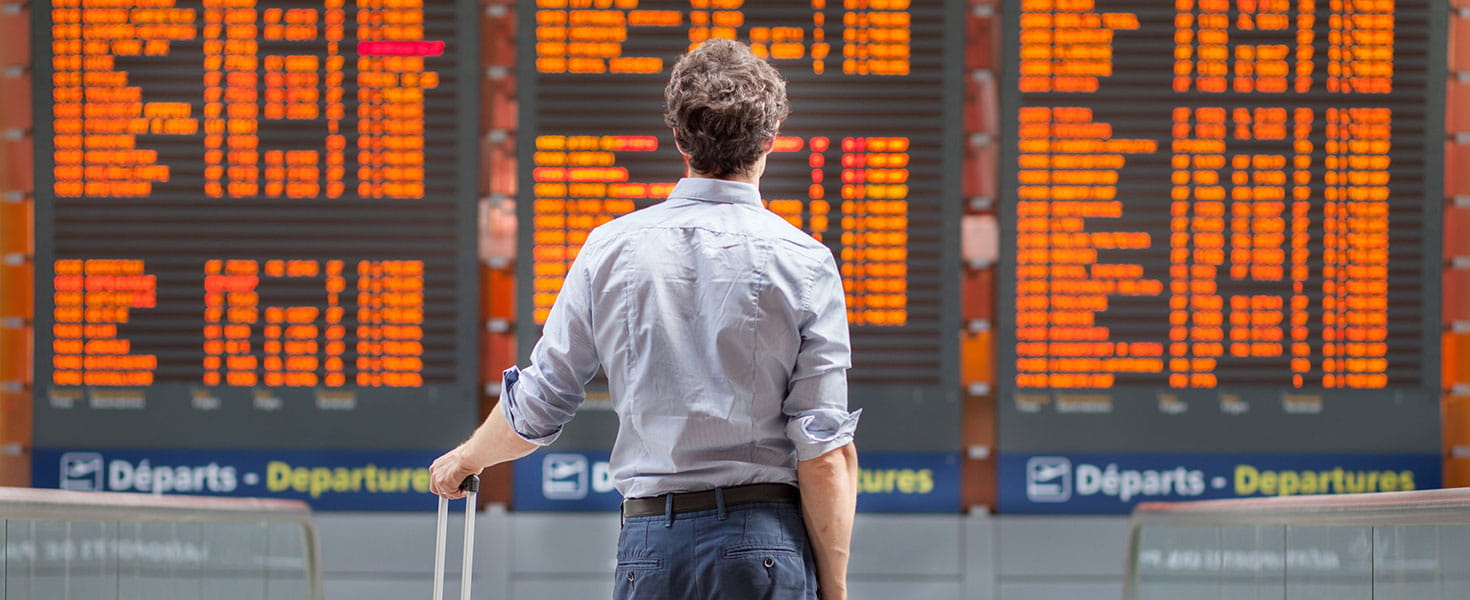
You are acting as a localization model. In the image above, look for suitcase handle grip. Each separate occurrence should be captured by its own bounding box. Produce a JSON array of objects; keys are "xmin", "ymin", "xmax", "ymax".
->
[{"xmin": 433, "ymin": 474, "xmax": 480, "ymax": 600}]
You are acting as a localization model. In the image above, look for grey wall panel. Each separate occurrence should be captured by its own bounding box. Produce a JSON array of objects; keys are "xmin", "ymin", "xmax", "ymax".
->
[
  {"xmin": 965, "ymin": 512, "xmax": 998, "ymax": 600},
  {"xmin": 512, "ymin": 578, "xmax": 615, "ymax": 599},
  {"xmin": 997, "ymin": 582, "xmax": 1125, "ymax": 600},
  {"xmin": 201, "ymin": 521, "xmax": 269, "ymax": 600},
  {"xmin": 324, "ymin": 573, "xmax": 462, "ymax": 598},
  {"xmin": 1285, "ymin": 526, "xmax": 1372, "ymax": 600},
  {"xmin": 479, "ymin": 505, "xmax": 514, "ymax": 600},
  {"xmin": 851, "ymin": 580, "xmax": 963, "ymax": 600},
  {"xmin": 1372, "ymin": 525, "xmax": 1441, "ymax": 600},
  {"xmin": 508, "ymin": 513, "xmax": 620, "ymax": 575},
  {"xmin": 1441, "ymin": 524, "xmax": 1470, "ymax": 597},
  {"xmin": 316, "ymin": 513, "xmax": 450, "ymax": 575},
  {"xmin": 1133, "ymin": 524, "xmax": 1219, "ymax": 600},
  {"xmin": 851, "ymin": 515, "xmax": 965, "ymax": 576},
  {"xmin": 326, "ymin": 579, "xmax": 433, "ymax": 599},
  {"xmin": 996, "ymin": 517, "xmax": 1131, "ymax": 578},
  {"xmin": 315, "ymin": 511, "xmax": 495, "ymax": 579},
  {"xmin": 1217, "ymin": 525, "xmax": 1286, "ymax": 598}
]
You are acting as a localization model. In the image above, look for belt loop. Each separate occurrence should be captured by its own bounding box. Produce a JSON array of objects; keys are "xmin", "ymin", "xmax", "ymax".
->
[
  {"xmin": 663, "ymin": 493, "xmax": 675, "ymax": 528},
  {"xmin": 715, "ymin": 487, "xmax": 728, "ymax": 521}
]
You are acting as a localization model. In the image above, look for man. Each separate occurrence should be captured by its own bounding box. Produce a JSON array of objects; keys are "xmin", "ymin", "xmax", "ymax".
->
[{"xmin": 430, "ymin": 38, "xmax": 860, "ymax": 600}]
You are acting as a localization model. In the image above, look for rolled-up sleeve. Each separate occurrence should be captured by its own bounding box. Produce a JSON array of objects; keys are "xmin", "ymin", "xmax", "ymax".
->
[
  {"xmin": 500, "ymin": 248, "xmax": 601, "ymax": 446},
  {"xmin": 783, "ymin": 253, "xmax": 861, "ymax": 461}
]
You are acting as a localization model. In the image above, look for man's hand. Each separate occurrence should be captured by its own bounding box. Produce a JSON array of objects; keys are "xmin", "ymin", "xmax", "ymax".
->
[
  {"xmin": 429, "ymin": 444, "xmax": 484, "ymax": 499},
  {"xmin": 428, "ymin": 402, "xmax": 541, "ymax": 499}
]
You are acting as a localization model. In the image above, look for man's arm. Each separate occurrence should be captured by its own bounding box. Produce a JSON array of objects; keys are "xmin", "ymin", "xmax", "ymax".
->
[
  {"xmin": 798, "ymin": 443, "xmax": 858, "ymax": 600},
  {"xmin": 429, "ymin": 402, "xmax": 539, "ymax": 499},
  {"xmin": 783, "ymin": 253, "xmax": 860, "ymax": 598},
  {"xmin": 430, "ymin": 242, "xmax": 602, "ymax": 498}
]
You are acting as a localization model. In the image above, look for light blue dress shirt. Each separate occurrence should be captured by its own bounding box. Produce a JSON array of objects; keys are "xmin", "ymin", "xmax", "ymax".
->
[{"xmin": 501, "ymin": 177, "xmax": 860, "ymax": 499}]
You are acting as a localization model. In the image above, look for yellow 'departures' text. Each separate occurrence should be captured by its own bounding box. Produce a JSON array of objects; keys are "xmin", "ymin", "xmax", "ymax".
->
[
  {"xmin": 858, "ymin": 468, "xmax": 934, "ymax": 495},
  {"xmin": 267, "ymin": 462, "xmax": 430, "ymax": 498},
  {"xmin": 1235, "ymin": 465, "xmax": 1415, "ymax": 497}
]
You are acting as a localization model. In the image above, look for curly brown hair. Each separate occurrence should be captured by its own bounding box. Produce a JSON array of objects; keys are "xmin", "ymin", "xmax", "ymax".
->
[{"xmin": 664, "ymin": 38, "xmax": 790, "ymax": 179}]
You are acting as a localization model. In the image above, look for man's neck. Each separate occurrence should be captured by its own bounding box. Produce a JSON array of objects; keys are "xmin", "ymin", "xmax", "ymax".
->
[{"xmin": 686, "ymin": 171, "xmax": 760, "ymax": 187}]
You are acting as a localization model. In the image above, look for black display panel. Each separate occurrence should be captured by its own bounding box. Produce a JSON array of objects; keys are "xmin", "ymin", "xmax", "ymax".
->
[
  {"xmin": 997, "ymin": 0, "xmax": 1444, "ymax": 454},
  {"xmin": 517, "ymin": 0, "xmax": 963, "ymax": 450},
  {"xmin": 32, "ymin": 0, "xmax": 480, "ymax": 450}
]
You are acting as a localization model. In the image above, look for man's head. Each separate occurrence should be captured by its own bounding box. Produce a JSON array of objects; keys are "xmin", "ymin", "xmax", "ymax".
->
[{"xmin": 664, "ymin": 38, "xmax": 790, "ymax": 180}]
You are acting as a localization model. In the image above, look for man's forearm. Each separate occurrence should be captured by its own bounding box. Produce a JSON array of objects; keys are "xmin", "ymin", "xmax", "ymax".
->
[
  {"xmin": 797, "ymin": 443, "xmax": 859, "ymax": 599},
  {"xmin": 465, "ymin": 402, "xmax": 540, "ymax": 466},
  {"xmin": 430, "ymin": 402, "xmax": 540, "ymax": 498}
]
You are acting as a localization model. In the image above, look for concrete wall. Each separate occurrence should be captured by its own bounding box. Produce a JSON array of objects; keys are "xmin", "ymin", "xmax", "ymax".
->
[{"xmin": 314, "ymin": 510, "xmax": 1131, "ymax": 599}]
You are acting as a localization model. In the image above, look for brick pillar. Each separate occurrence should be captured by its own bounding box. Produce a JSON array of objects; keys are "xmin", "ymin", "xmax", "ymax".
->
[
  {"xmin": 0, "ymin": 0, "xmax": 33, "ymax": 486},
  {"xmin": 960, "ymin": 0, "xmax": 999, "ymax": 511},
  {"xmin": 478, "ymin": 0, "xmax": 518, "ymax": 507},
  {"xmin": 1443, "ymin": 2, "xmax": 1470, "ymax": 486}
]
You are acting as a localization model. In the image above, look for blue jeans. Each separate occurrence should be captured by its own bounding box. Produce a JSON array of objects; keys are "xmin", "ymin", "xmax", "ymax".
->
[{"xmin": 615, "ymin": 500, "xmax": 818, "ymax": 599}]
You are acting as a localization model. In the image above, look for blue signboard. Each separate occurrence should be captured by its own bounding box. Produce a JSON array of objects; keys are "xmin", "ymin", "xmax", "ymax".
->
[
  {"xmin": 998, "ymin": 452, "xmax": 1442, "ymax": 514},
  {"xmin": 34, "ymin": 448, "xmax": 447, "ymax": 511},
  {"xmin": 514, "ymin": 450, "xmax": 961, "ymax": 513},
  {"xmin": 34, "ymin": 447, "xmax": 962, "ymax": 512}
]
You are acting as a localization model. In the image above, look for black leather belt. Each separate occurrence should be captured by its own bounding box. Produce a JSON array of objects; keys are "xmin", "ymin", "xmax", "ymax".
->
[{"xmin": 622, "ymin": 483, "xmax": 800, "ymax": 517}]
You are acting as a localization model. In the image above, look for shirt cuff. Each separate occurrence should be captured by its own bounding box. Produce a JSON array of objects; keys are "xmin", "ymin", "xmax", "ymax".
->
[
  {"xmin": 499, "ymin": 367, "xmax": 563, "ymax": 446},
  {"xmin": 786, "ymin": 408, "xmax": 862, "ymax": 462}
]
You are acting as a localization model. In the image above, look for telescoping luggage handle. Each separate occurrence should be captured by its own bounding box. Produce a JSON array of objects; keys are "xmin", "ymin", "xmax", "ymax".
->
[{"xmin": 433, "ymin": 474, "xmax": 480, "ymax": 600}]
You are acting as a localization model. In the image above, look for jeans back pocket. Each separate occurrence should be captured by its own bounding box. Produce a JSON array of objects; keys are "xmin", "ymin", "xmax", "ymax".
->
[
  {"xmin": 614, "ymin": 557, "xmax": 666, "ymax": 599},
  {"xmin": 721, "ymin": 542, "xmax": 800, "ymax": 559}
]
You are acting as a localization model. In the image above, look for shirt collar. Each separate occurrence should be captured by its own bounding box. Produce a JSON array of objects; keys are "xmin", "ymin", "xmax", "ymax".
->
[{"xmin": 666, "ymin": 177, "xmax": 763, "ymax": 208}]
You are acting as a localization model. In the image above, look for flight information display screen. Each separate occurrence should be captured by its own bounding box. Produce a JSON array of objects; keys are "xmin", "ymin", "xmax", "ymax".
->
[
  {"xmin": 997, "ymin": 0, "xmax": 1443, "ymax": 454},
  {"xmin": 518, "ymin": 0, "xmax": 961, "ymax": 405},
  {"xmin": 31, "ymin": 0, "xmax": 480, "ymax": 450}
]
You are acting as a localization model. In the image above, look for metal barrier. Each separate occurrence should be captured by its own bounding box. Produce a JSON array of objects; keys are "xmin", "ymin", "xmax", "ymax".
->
[
  {"xmin": 0, "ymin": 486, "xmax": 321, "ymax": 600},
  {"xmin": 1125, "ymin": 488, "xmax": 1470, "ymax": 599}
]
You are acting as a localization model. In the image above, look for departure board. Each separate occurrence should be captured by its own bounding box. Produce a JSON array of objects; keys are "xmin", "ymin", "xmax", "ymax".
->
[
  {"xmin": 997, "ymin": 0, "xmax": 1444, "ymax": 454},
  {"xmin": 517, "ymin": 0, "xmax": 962, "ymax": 449},
  {"xmin": 31, "ymin": 0, "xmax": 480, "ymax": 450}
]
